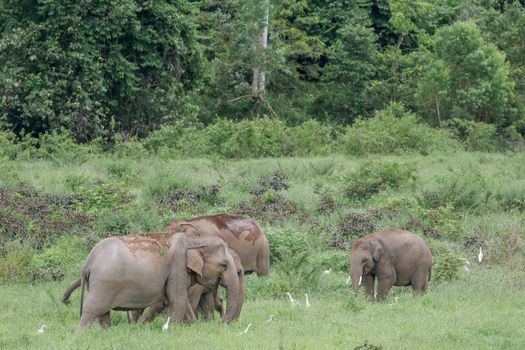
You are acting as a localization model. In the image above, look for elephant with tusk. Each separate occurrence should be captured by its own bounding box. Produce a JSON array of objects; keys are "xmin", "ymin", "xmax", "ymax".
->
[{"xmin": 349, "ymin": 228, "xmax": 432, "ymax": 301}]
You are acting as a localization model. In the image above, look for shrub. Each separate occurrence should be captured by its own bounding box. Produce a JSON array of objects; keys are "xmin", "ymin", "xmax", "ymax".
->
[
  {"xmin": 417, "ymin": 170, "xmax": 490, "ymax": 212},
  {"xmin": 287, "ymin": 120, "xmax": 336, "ymax": 156},
  {"xmin": 36, "ymin": 130, "xmax": 95, "ymax": 164},
  {"xmin": 344, "ymin": 161, "xmax": 417, "ymax": 200},
  {"xmin": 266, "ymin": 226, "xmax": 311, "ymax": 263},
  {"xmin": 433, "ymin": 252, "xmax": 462, "ymax": 283},
  {"xmin": 345, "ymin": 103, "xmax": 458, "ymax": 155},
  {"xmin": 93, "ymin": 205, "xmax": 163, "ymax": 237},
  {"xmin": 27, "ymin": 236, "xmax": 87, "ymax": 281},
  {"xmin": 74, "ymin": 181, "xmax": 134, "ymax": 212},
  {"xmin": 445, "ymin": 118, "xmax": 497, "ymax": 151},
  {"xmin": 155, "ymin": 184, "xmax": 223, "ymax": 213},
  {"xmin": 311, "ymin": 250, "xmax": 349, "ymax": 272}
]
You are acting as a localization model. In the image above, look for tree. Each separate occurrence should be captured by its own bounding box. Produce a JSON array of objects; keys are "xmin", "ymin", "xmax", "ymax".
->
[
  {"xmin": 417, "ymin": 22, "xmax": 516, "ymax": 126},
  {"xmin": 0, "ymin": 0, "xmax": 202, "ymax": 141}
]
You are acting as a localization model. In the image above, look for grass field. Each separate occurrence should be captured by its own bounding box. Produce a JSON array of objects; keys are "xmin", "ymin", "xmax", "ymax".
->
[
  {"xmin": 0, "ymin": 267, "xmax": 524, "ymax": 349},
  {"xmin": 1, "ymin": 151, "xmax": 525, "ymax": 349}
]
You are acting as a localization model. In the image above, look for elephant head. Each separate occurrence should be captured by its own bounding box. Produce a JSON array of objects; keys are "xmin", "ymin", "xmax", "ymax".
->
[
  {"xmin": 165, "ymin": 233, "xmax": 240, "ymax": 323},
  {"xmin": 349, "ymin": 238, "xmax": 384, "ymax": 295}
]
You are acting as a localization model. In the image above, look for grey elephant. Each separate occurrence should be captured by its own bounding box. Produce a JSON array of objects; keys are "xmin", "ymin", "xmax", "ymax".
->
[
  {"xmin": 349, "ymin": 228, "xmax": 432, "ymax": 301},
  {"xmin": 76, "ymin": 232, "xmax": 241, "ymax": 329},
  {"xmin": 166, "ymin": 213, "xmax": 269, "ymax": 277}
]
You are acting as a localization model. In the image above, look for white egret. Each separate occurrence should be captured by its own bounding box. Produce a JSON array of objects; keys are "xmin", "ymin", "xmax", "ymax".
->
[
  {"xmin": 238, "ymin": 323, "xmax": 252, "ymax": 336},
  {"xmin": 37, "ymin": 325, "xmax": 46, "ymax": 335},
  {"xmin": 162, "ymin": 317, "xmax": 170, "ymax": 332},
  {"xmin": 305, "ymin": 293, "xmax": 311, "ymax": 308},
  {"xmin": 321, "ymin": 268, "xmax": 332, "ymax": 276},
  {"xmin": 285, "ymin": 292, "xmax": 299, "ymax": 305},
  {"xmin": 266, "ymin": 314, "xmax": 273, "ymax": 323},
  {"xmin": 478, "ymin": 247, "xmax": 483, "ymax": 263}
]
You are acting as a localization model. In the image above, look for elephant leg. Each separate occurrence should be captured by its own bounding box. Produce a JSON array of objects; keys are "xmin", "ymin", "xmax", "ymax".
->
[
  {"xmin": 78, "ymin": 295, "xmax": 111, "ymax": 330},
  {"xmin": 214, "ymin": 290, "xmax": 224, "ymax": 318},
  {"xmin": 363, "ymin": 274, "xmax": 375, "ymax": 300},
  {"xmin": 130, "ymin": 309, "xmax": 144, "ymax": 323},
  {"xmin": 97, "ymin": 311, "xmax": 112, "ymax": 329},
  {"xmin": 139, "ymin": 302, "xmax": 166, "ymax": 323},
  {"xmin": 376, "ymin": 276, "xmax": 395, "ymax": 301},
  {"xmin": 411, "ymin": 268, "xmax": 430, "ymax": 294},
  {"xmin": 198, "ymin": 291, "xmax": 215, "ymax": 320},
  {"xmin": 188, "ymin": 284, "xmax": 205, "ymax": 312}
]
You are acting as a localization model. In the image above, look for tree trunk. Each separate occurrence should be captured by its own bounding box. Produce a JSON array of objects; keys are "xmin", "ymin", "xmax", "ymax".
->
[{"xmin": 252, "ymin": 0, "xmax": 269, "ymax": 98}]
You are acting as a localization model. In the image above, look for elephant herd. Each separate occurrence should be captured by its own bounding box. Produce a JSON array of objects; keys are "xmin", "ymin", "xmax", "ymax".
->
[{"xmin": 62, "ymin": 213, "xmax": 432, "ymax": 330}]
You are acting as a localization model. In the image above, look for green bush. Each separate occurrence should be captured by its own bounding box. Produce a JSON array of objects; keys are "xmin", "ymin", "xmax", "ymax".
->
[
  {"xmin": 74, "ymin": 181, "xmax": 134, "ymax": 212},
  {"xmin": 287, "ymin": 120, "xmax": 336, "ymax": 156},
  {"xmin": 345, "ymin": 161, "xmax": 417, "ymax": 199},
  {"xmin": 37, "ymin": 130, "xmax": 96, "ymax": 164},
  {"xmin": 27, "ymin": 236, "xmax": 87, "ymax": 281},
  {"xmin": 445, "ymin": 118, "xmax": 497, "ymax": 151},
  {"xmin": 345, "ymin": 103, "xmax": 459, "ymax": 155},
  {"xmin": 311, "ymin": 250, "xmax": 349, "ymax": 272},
  {"xmin": 417, "ymin": 169, "xmax": 490, "ymax": 212},
  {"xmin": 433, "ymin": 252, "xmax": 462, "ymax": 283},
  {"xmin": 93, "ymin": 205, "xmax": 163, "ymax": 237},
  {"xmin": 265, "ymin": 226, "xmax": 311, "ymax": 263}
]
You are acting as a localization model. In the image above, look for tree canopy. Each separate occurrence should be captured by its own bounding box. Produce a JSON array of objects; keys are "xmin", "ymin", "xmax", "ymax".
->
[{"xmin": 0, "ymin": 0, "xmax": 524, "ymax": 142}]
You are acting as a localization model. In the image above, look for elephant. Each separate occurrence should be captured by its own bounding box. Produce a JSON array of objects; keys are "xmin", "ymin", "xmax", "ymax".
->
[
  {"xmin": 349, "ymin": 228, "xmax": 432, "ymax": 301},
  {"xmin": 166, "ymin": 213, "xmax": 269, "ymax": 277},
  {"xmin": 133, "ymin": 245, "xmax": 245, "ymax": 323},
  {"xmin": 75, "ymin": 232, "xmax": 241, "ymax": 329}
]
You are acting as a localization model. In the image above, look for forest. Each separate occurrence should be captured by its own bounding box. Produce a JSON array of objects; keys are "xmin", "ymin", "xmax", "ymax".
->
[
  {"xmin": 0, "ymin": 0, "xmax": 524, "ymax": 149},
  {"xmin": 1, "ymin": 1, "xmax": 525, "ymax": 349}
]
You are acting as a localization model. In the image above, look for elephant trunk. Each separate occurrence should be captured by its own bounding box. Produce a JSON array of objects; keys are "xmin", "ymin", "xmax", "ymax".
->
[
  {"xmin": 165, "ymin": 235, "xmax": 194, "ymax": 324},
  {"xmin": 221, "ymin": 257, "xmax": 241, "ymax": 322},
  {"xmin": 350, "ymin": 263, "xmax": 363, "ymax": 295}
]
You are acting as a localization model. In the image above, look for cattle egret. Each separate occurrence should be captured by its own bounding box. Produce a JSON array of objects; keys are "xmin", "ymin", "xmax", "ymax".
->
[
  {"xmin": 322, "ymin": 268, "xmax": 332, "ymax": 276},
  {"xmin": 305, "ymin": 293, "xmax": 311, "ymax": 308},
  {"xmin": 266, "ymin": 314, "xmax": 273, "ymax": 323},
  {"xmin": 238, "ymin": 323, "xmax": 252, "ymax": 336},
  {"xmin": 162, "ymin": 317, "xmax": 170, "ymax": 332},
  {"xmin": 345, "ymin": 275, "xmax": 351, "ymax": 285},
  {"xmin": 38, "ymin": 325, "xmax": 46, "ymax": 335},
  {"xmin": 478, "ymin": 247, "xmax": 483, "ymax": 263},
  {"xmin": 286, "ymin": 292, "xmax": 299, "ymax": 305}
]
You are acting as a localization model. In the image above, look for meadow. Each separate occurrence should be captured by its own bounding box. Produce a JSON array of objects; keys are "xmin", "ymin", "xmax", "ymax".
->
[{"xmin": 1, "ymin": 150, "xmax": 525, "ymax": 349}]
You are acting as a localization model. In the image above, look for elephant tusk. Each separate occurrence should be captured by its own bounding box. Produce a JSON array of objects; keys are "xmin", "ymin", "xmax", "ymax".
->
[
  {"xmin": 358, "ymin": 275, "xmax": 362, "ymax": 286},
  {"xmin": 345, "ymin": 275, "xmax": 351, "ymax": 285}
]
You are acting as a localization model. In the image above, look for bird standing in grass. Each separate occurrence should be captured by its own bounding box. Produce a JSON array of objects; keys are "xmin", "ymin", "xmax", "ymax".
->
[
  {"xmin": 239, "ymin": 323, "xmax": 252, "ymax": 336},
  {"xmin": 38, "ymin": 325, "xmax": 46, "ymax": 335},
  {"xmin": 478, "ymin": 247, "xmax": 483, "ymax": 263},
  {"xmin": 305, "ymin": 293, "xmax": 311, "ymax": 308},
  {"xmin": 286, "ymin": 292, "xmax": 299, "ymax": 305},
  {"xmin": 266, "ymin": 315, "xmax": 273, "ymax": 323},
  {"xmin": 162, "ymin": 317, "xmax": 170, "ymax": 332},
  {"xmin": 322, "ymin": 268, "xmax": 332, "ymax": 276}
]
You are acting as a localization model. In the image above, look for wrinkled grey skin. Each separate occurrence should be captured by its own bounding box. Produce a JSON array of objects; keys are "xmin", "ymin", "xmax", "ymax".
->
[
  {"xmin": 76, "ymin": 233, "xmax": 240, "ymax": 329},
  {"xmin": 349, "ymin": 229, "xmax": 432, "ymax": 301},
  {"xmin": 166, "ymin": 213, "xmax": 269, "ymax": 276},
  {"xmin": 133, "ymin": 247, "xmax": 245, "ymax": 323}
]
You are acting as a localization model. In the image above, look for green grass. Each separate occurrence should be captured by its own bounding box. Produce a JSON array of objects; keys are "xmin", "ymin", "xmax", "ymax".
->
[
  {"xmin": 1, "ymin": 151, "xmax": 525, "ymax": 349},
  {"xmin": 0, "ymin": 268, "xmax": 523, "ymax": 349}
]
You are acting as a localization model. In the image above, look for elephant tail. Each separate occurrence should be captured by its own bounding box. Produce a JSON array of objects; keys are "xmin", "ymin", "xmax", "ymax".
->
[
  {"xmin": 62, "ymin": 278, "xmax": 81, "ymax": 305},
  {"xmin": 79, "ymin": 270, "xmax": 89, "ymax": 318},
  {"xmin": 256, "ymin": 234, "xmax": 270, "ymax": 277}
]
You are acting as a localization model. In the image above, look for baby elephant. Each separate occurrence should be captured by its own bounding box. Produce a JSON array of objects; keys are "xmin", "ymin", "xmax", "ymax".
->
[{"xmin": 349, "ymin": 229, "xmax": 432, "ymax": 300}]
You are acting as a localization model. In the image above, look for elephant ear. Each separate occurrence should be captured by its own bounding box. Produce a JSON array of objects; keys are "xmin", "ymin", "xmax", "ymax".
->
[
  {"xmin": 186, "ymin": 249, "xmax": 205, "ymax": 278},
  {"xmin": 371, "ymin": 240, "xmax": 384, "ymax": 262}
]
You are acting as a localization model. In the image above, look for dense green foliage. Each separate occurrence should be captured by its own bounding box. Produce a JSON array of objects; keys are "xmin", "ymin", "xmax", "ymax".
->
[{"xmin": 1, "ymin": 0, "xmax": 524, "ymax": 143}]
